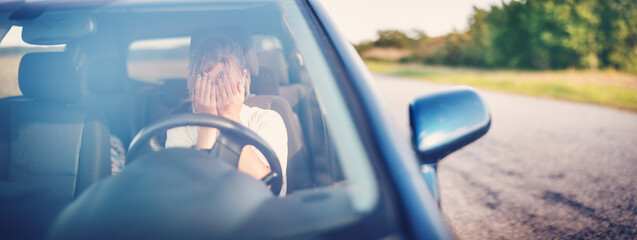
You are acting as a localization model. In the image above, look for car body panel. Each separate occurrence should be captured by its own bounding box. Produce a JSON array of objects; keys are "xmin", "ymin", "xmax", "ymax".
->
[{"xmin": 307, "ymin": 0, "xmax": 452, "ymax": 238}]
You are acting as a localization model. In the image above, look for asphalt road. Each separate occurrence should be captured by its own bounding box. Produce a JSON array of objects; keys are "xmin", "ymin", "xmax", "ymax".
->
[{"xmin": 373, "ymin": 74, "xmax": 637, "ymax": 239}]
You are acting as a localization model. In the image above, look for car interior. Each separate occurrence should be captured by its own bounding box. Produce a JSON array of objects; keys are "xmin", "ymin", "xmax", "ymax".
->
[
  {"xmin": 1, "ymin": 1, "xmax": 335, "ymax": 196},
  {"xmin": 0, "ymin": 1, "xmax": 400, "ymax": 239}
]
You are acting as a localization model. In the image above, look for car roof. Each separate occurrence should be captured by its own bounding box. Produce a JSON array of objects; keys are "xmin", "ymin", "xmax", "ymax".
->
[
  {"xmin": 4, "ymin": 0, "xmax": 286, "ymax": 45},
  {"xmin": 3, "ymin": 0, "xmax": 281, "ymax": 10}
]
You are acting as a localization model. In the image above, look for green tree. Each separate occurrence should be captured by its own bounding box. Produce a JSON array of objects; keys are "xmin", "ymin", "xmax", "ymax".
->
[
  {"xmin": 412, "ymin": 30, "xmax": 432, "ymax": 60},
  {"xmin": 465, "ymin": 0, "xmax": 637, "ymax": 71},
  {"xmin": 597, "ymin": 0, "xmax": 637, "ymax": 72},
  {"xmin": 428, "ymin": 31, "xmax": 471, "ymax": 66},
  {"xmin": 373, "ymin": 30, "xmax": 413, "ymax": 49},
  {"xmin": 356, "ymin": 0, "xmax": 637, "ymax": 73},
  {"xmin": 353, "ymin": 40, "xmax": 374, "ymax": 54}
]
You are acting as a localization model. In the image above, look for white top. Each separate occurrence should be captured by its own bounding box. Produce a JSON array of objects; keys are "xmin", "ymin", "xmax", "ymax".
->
[{"xmin": 165, "ymin": 104, "xmax": 288, "ymax": 196}]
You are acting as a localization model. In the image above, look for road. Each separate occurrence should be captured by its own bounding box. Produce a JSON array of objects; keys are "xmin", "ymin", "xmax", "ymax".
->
[{"xmin": 373, "ymin": 74, "xmax": 637, "ymax": 239}]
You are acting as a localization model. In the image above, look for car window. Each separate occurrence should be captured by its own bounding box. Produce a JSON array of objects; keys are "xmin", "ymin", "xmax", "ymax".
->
[
  {"xmin": 128, "ymin": 37, "xmax": 190, "ymax": 84},
  {"xmin": 123, "ymin": 23, "xmax": 378, "ymax": 213},
  {"xmin": 253, "ymin": 35, "xmax": 283, "ymax": 52},
  {"xmin": 0, "ymin": 26, "xmax": 65, "ymax": 98},
  {"xmin": 119, "ymin": 1, "xmax": 380, "ymax": 226},
  {"xmin": 0, "ymin": 0, "xmax": 384, "ymax": 237},
  {"xmin": 283, "ymin": 3, "xmax": 379, "ymax": 212}
]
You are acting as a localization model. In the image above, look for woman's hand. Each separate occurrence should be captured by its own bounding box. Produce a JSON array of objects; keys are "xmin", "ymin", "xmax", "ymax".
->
[
  {"xmin": 192, "ymin": 63, "xmax": 246, "ymax": 149},
  {"xmin": 193, "ymin": 72, "xmax": 221, "ymax": 149},
  {"xmin": 215, "ymin": 68, "xmax": 245, "ymax": 123},
  {"xmin": 193, "ymin": 72, "xmax": 218, "ymax": 116},
  {"xmin": 193, "ymin": 63, "xmax": 267, "ymax": 180}
]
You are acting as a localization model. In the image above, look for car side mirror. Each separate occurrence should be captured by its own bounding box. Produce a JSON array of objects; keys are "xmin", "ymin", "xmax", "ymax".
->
[{"xmin": 409, "ymin": 86, "xmax": 491, "ymax": 164}]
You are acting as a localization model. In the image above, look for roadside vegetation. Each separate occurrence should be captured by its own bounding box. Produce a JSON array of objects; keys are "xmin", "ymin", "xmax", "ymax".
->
[
  {"xmin": 356, "ymin": 0, "xmax": 637, "ymax": 112},
  {"xmin": 366, "ymin": 60, "xmax": 637, "ymax": 112}
]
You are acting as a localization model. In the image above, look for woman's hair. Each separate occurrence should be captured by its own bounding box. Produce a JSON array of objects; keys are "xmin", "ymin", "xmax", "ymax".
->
[{"xmin": 187, "ymin": 33, "xmax": 250, "ymax": 102}]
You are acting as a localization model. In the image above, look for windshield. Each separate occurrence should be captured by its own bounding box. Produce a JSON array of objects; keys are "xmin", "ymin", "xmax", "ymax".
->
[{"xmin": 0, "ymin": 0, "xmax": 382, "ymax": 238}]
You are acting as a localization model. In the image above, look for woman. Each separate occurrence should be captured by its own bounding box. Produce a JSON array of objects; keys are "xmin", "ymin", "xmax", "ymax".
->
[{"xmin": 165, "ymin": 33, "xmax": 288, "ymax": 196}]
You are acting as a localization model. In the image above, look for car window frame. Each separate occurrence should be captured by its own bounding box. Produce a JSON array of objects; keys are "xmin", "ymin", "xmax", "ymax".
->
[{"xmin": 289, "ymin": 0, "xmax": 410, "ymax": 237}]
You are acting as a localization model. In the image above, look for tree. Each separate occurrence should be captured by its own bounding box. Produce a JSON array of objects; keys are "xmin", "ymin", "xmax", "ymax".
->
[
  {"xmin": 373, "ymin": 30, "xmax": 412, "ymax": 49},
  {"xmin": 355, "ymin": 0, "xmax": 637, "ymax": 73}
]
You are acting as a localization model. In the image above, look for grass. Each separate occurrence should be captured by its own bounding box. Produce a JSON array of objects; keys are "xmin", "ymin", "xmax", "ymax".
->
[{"xmin": 366, "ymin": 60, "xmax": 637, "ymax": 112}]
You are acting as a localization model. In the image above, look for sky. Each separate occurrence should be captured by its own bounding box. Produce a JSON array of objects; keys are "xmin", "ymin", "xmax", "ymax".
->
[{"xmin": 319, "ymin": 0, "xmax": 502, "ymax": 43}]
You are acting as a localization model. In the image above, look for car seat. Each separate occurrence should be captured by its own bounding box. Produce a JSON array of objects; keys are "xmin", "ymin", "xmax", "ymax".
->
[
  {"xmin": 0, "ymin": 52, "xmax": 111, "ymax": 200},
  {"xmin": 257, "ymin": 50, "xmax": 306, "ymax": 108},
  {"xmin": 81, "ymin": 46, "xmax": 139, "ymax": 148},
  {"xmin": 143, "ymin": 78, "xmax": 191, "ymax": 126}
]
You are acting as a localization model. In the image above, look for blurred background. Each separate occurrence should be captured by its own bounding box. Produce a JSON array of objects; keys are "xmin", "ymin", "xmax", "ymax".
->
[{"xmin": 322, "ymin": 0, "xmax": 637, "ymax": 239}]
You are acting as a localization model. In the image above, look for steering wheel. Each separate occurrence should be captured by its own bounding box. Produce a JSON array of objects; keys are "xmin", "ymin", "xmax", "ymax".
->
[{"xmin": 127, "ymin": 113, "xmax": 283, "ymax": 195}]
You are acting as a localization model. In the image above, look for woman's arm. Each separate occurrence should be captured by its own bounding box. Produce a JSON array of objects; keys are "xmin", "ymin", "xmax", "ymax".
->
[
  {"xmin": 245, "ymin": 110, "xmax": 288, "ymax": 195},
  {"xmin": 238, "ymin": 147, "xmax": 272, "ymax": 179},
  {"xmin": 252, "ymin": 110, "xmax": 288, "ymax": 176},
  {"xmin": 193, "ymin": 71, "xmax": 221, "ymax": 149},
  {"xmin": 212, "ymin": 66, "xmax": 272, "ymax": 179},
  {"xmin": 195, "ymin": 127, "xmax": 218, "ymax": 149}
]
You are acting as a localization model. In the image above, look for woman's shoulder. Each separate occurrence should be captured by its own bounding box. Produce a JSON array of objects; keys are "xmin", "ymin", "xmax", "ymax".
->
[
  {"xmin": 242, "ymin": 105, "xmax": 282, "ymax": 120},
  {"xmin": 241, "ymin": 105, "xmax": 284, "ymax": 127}
]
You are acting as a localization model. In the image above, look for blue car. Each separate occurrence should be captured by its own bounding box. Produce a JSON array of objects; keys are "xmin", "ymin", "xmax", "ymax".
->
[{"xmin": 0, "ymin": 0, "xmax": 490, "ymax": 239}]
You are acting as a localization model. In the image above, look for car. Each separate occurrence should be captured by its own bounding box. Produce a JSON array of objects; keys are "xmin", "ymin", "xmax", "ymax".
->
[{"xmin": 0, "ymin": 0, "xmax": 491, "ymax": 239}]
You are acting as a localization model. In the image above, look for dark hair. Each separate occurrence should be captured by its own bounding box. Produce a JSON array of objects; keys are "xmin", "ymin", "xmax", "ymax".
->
[{"xmin": 187, "ymin": 33, "xmax": 249, "ymax": 102}]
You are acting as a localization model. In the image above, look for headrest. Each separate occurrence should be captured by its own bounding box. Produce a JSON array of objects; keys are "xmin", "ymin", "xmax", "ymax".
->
[
  {"xmin": 251, "ymin": 67, "xmax": 278, "ymax": 95},
  {"xmin": 258, "ymin": 50, "xmax": 288, "ymax": 85},
  {"xmin": 85, "ymin": 54, "xmax": 127, "ymax": 95},
  {"xmin": 19, "ymin": 52, "xmax": 81, "ymax": 103}
]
